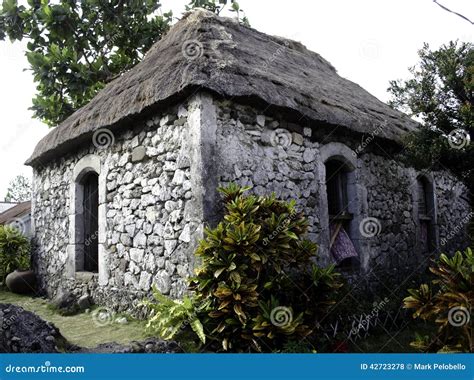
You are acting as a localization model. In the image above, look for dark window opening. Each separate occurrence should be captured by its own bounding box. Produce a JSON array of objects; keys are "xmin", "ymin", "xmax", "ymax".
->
[
  {"xmin": 325, "ymin": 159, "xmax": 358, "ymax": 269},
  {"xmin": 417, "ymin": 176, "xmax": 436, "ymax": 253},
  {"xmin": 82, "ymin": 172, "xmax": 99, "ymax": 273}
]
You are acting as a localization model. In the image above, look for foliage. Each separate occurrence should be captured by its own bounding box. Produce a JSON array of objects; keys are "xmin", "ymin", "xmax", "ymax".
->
[
  {"xmin": 189, "ymin": 184, "xmax": 343, "ymax": 352},
  {"xmin": 4, "ymin": 174, "xmax": 31, "ymax": 202},
  {"xmin": 0, "ymin": 225, "xmax": 30, "ymax": 284},
  {"xmin": 186, "ymin": 0, "xmax": 249, "ymax": 26},
  {"xmin": 0, "ymin": 0, "xmax": 249, "ymax": 127},
  {"xmin": 144, "ymin": 185, "xmax": 343, "ymax": 352},
  {"xmin": 403, "ymin": 247, "xmax": 473, "ymax": 352},
  {"xmin": 0, "ymin": 0, "xmax": 173, "ymax": 126},
  {"xmin": 388, "ymin": 41, "xmax": 473, "ymax": 193},
  {"xmin": 143, "ymin": 286, "xmax": 207, "ymax": 344}
]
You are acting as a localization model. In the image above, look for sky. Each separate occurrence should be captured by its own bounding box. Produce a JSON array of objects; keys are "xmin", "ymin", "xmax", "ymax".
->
[{"xmin": 0, "ymin": 0, "xmax": 472, "ymax": 200}]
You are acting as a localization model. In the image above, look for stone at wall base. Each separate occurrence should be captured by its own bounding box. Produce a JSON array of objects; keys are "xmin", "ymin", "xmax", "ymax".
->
[{"xmin": 5, "ymin": 270, "xmax": 36, "ymax": 295}]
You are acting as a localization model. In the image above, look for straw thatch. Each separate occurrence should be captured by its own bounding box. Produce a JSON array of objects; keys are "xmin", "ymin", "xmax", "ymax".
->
[{"xmin": 26, "ymin": 9, "xmax": 418, "ymax": 166}]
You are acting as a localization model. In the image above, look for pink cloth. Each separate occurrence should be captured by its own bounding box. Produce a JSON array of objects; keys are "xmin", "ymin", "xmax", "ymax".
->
[{"xmin": 330, "ymin": 223, "xmax": 359, "ymax": 264}]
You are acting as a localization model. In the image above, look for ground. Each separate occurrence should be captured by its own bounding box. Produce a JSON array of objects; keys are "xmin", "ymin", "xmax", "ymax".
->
[{"xmin": 0, "ymin": 290, "xmax": 148, "ymax": 348}]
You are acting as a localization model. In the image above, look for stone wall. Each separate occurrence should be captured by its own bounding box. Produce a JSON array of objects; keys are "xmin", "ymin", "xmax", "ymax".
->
[
  {"xmin": 32, "ymin": 96, "xmax": 209, "ymax": 313},
  {"xmin": 31, "ymin": 93, "xmax": 471, "ymax": 312},
  {"xmin": 213, "ymin": 99, "xmax": 472, "ymax": 278}
]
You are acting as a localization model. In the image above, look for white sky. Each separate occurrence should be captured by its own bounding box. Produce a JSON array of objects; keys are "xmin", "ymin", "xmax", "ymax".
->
[{"xmin": 0, "ymin": 0, "xmax": 472, "ymax": 200}]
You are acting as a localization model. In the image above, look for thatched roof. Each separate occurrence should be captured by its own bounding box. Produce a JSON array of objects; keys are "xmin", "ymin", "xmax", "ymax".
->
[{"xmin": 26, "ymin": 9, "xmax": 418, "ymax": 167}]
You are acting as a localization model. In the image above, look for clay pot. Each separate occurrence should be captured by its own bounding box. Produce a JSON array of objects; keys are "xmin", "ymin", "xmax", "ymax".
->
[{"xmin": 5, "ymin": 270, "xmax": 36, "ymax": 294}]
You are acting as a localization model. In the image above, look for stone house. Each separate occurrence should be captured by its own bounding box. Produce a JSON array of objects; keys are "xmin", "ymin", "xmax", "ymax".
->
[{"xmin": 26, "ymin": 10, "xmax": 471, "ymax": 311}]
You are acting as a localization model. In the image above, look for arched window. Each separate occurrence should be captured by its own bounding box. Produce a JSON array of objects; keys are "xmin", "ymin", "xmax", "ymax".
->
[
  {"xmin": 417, "ymin": 176, "xmax": 436, "ymax": 253},
  {"xmin": 68, "ymin": 154, "xmax": 107, "ymax": 282},
  {"xmin": 325, "ymin": 158, "xmax": 359, "ymax": 269},
  {"xmin": 81, "ymin": 172, "xmax": 99, "ymax": 272}
]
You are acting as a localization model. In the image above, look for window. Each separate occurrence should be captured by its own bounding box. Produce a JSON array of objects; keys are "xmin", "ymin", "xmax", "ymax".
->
[
  {"xmin": 81, "ymin": 172, "xmax": 99, "ymax": 272},
  {"xmin": 325, "ymin": 159, "xmax": 358, "ymax": 269},
  {"xmin": 417, "ymin": 176, "xmax": 436, "ymax": 253}
]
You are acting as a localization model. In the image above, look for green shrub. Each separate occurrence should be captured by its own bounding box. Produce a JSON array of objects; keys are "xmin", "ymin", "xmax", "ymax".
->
[
  {"xmin": 143, "ymin": 286, "xmax": 207, "ymax": 344},
  {"xmin": 145, "ymin": 184, "xmax": 342, "ymax": 352},
  {"xmin": 0, "ymin": 225, "xmax": 30, "ymax": 284},
  {"xmin": 403, "ymin": 247, "xmax": 473, "ymax": 352}
]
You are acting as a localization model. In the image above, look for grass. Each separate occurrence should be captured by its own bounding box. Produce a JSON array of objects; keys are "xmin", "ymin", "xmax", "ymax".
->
[{"xmin": 0, "ymin": 290, "xmax": 149, "ymax": 348}]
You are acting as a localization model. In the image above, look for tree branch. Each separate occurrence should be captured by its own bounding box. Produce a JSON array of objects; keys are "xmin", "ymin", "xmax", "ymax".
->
[{"xmin": 433, "ymin": 0, "xmax": 474, "ymax": 25}]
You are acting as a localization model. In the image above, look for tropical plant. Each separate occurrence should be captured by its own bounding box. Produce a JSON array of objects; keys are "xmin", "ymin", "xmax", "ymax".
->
[
  {"xmin": 143, "ymin": 286, "xmax": 207, "ymax": 345},
  {"xmin": 189, "ymin": 184, "xmax": 343, "ymax": 352},
  {"xmin": 144, "ymin": 185, "xmax": 343, "ymax": 352},
  {"xmin": 0, "ymin": 225, "xmax": 30, "ymax": 284},
  {"xmin": 403, "ymin": 247, "xmax": 473, "ymax": 352}
]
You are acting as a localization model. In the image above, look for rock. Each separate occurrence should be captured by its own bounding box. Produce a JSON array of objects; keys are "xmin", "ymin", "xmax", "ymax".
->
[
  {"xmin": 0, "ymin": 304, "xmax": 65, "ymax": 353},
  {"xmin": 131, "ymin": 146, "xmax": 146, "ymax": 162},
  {"xmin": 115, "ymin": 317, "xmax": 128, "ymax": 325},
  {"xmin": 179, "ymin": 224, "xmax": 191, "ymax": 243},
  {"xmin": 133, "ymin": 232, "xmax": 147, "ymax": 248},
  {"xmin": 130, "ymin": 248, "xmax": 145, "ymax": 263},
  {"xmin": 256, "ymin": 114, "xmax": 265, "ymax": 126},
  {"xmin": 77, "ymin": 295, "xmax": 91, "ymax": 311},
  {"xmin": 52, "ymin": 290, "xmax": 78, "ymax": 315}
]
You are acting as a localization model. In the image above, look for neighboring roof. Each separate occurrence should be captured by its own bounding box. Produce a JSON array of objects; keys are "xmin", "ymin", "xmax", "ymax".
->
[
  {"xmin": 26, "ymin": 9, "xmax": 419, "ymax": 167},
  {"xmin": 0, "ymin": 202, "xmax": 18, "ymax": 214},
  {"xmin": 0, "ymin": 201, "xmax": 31, "ymax": 225}
]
